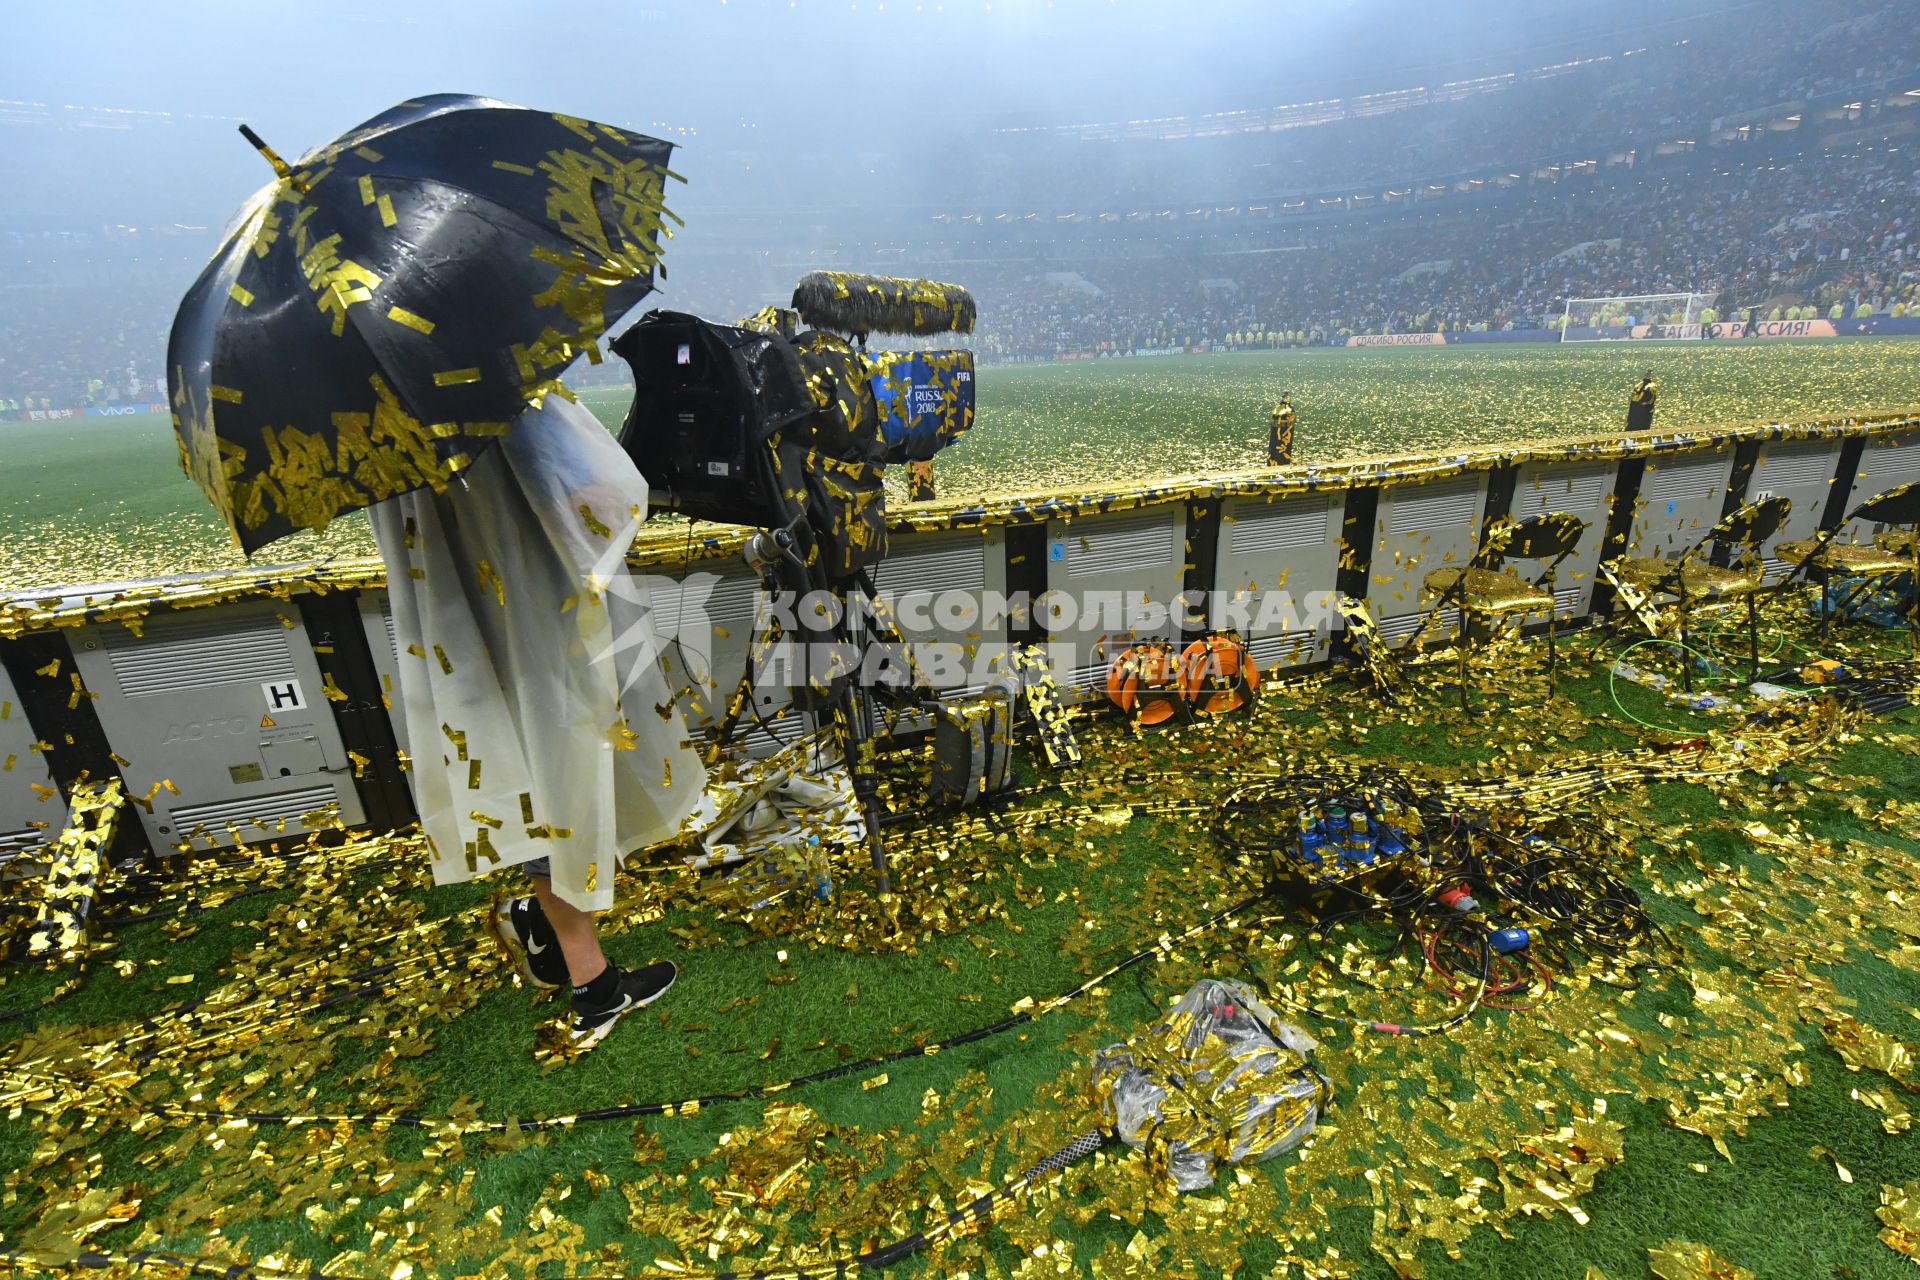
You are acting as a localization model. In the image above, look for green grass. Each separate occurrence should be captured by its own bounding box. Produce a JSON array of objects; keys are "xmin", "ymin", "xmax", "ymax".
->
[
  {"xmin": 6, "ymin": 341, "xmax": 1920, "ymax": 1275},
  {"xmin": 5, "ymin": 340, "xmax": 1918, "ymax": 593},
  {"xmin": 3, "ymin": 620, "xmax": 1918, "ymax": 1278}
]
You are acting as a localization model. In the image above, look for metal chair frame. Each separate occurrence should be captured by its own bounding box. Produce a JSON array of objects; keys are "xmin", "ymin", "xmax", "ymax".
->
[
  {"xmin": 1774, "ymin": 481, "xmax": 1920, "ymax": 657},
  {"xmin": 1603, "ymin": 495, "xmax": 1791, "ymax": 690},
  {"xmin": 1421, "ymin": 511, "xmax": 1587, "ymax": 713}
]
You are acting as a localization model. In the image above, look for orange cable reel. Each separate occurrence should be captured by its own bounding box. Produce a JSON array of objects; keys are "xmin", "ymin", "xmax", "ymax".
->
[
  {"xmin": 1106, "ymin": 640, "xmax": 1186, "ymax": 729},
  {"xmin": 1178, "ymin": 632, "xmax": 1261, "ymax": 717}
]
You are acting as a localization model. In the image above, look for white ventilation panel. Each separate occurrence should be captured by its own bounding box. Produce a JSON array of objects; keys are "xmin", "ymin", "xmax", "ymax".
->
[
  {"xmin": 739, "ymin": 714, "xmax": 809, "ymax": 758},
  {"xmin": 881, "ymin": 540, "xmax": 988, "ymax": 595},
  {"xmin": 645, "ymin": 573, "xmax": 762, "ymax": 634},
  {"xmin": 1857, "ymin": 436, "xmax": 1920, "ymax": 481},
  {"xmin": 1754, "ymin": 444, "xmax": 1838, "ymax": 491},
  {"xmin": 1515, "ymin": 465, "xmax": 1611, "ymax": 517},
  {"xmin": 106, "ymin": 615, "xmax": 298, "ymax": 698},
  {"xmin": 168, "ymin": 786, "xmax": 342, "ymax": 841},
  {"xmin": 1067, "ymin": 512, "xmax": 1176, "ymax": 577},
  {"xmin": 1376, "ymin": 609, "xmax": 1458, "ymax": 644},
  {"xmin": 1230, "ymin": 497, "xmax": 1333, "ymax": 555},
  {"xmin": 1067, "ymin": 656, "xmax": 1112, "ymax": 688},
  {"xmin": 1386, "ymin": 479, "xmax": 1478, "ymax": 532},
  {"xmin": 1644, "ymin": 458, "xmax": 1726, "ymax": 503},
  {"xmin": 1248, "ymin": 630, "xmax": 1319, "ymax": 667}
]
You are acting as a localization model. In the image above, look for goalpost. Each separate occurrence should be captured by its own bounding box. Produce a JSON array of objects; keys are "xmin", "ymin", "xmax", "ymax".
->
[{"xmin": 1560, "ymin": 292, "xmax": 1716, "ymax": 342}]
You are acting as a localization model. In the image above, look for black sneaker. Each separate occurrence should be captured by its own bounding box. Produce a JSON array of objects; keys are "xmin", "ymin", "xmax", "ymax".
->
[
  {"xmin": 493, "ymin": 896, "xmax": 568, "ymax": 990},
  {"xmin": 568, "ymin": 961, "xmax": 677, "ymax": 1049}
]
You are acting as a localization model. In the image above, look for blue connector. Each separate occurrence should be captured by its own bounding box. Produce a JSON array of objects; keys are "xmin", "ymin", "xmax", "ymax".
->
[
  {"xmin": 1342, "ymin": 810, "xmax": 1376, "ymax": 866},
  {"xmin": 1323, "ymin": 808, "xmax": 1350, "ymax": 849},
  {"xmin": 1489, "ymin": 926, "xmax": 1530, "ymax": 954},
  {"xmin": 1297, "ymin": 811, "xmax": 1326, "ymax": 869}
]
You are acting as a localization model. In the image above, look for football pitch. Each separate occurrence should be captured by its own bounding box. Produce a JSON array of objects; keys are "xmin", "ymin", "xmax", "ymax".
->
[{"xmin": 3, "ymin": 340, "xmax": 1917, "ymax": 593}]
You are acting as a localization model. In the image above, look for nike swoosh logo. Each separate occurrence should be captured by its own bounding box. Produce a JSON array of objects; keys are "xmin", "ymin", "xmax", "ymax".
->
[
  {"xmin": 526, "ymin": 935, "xmax": 548, "ymax": 955},
  {"xmin": 581, "ymin": 993, "xmax": 633, "ymax": 1025}
]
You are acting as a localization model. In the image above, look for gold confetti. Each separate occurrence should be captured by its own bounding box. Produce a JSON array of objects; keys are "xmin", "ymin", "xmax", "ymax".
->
[
  {"xmin": 1810, "ymin": 1144, "xmax": 1854, "ymax": 1183},
  {"xmin": 1881, "ymin": 1182, "xmax": 1920, "ymax": 1261},
  {"xmin": 388, "ymin": 305, "xmax": 435, "ymax": 334},
  {"xmin": 1647, "ymin": 1240, "xmax": 1755, "ymax": 1280}
]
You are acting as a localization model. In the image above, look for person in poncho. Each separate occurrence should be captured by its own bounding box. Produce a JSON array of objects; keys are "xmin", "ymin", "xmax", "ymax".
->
[{"xmin": 371, "ymin": 394, "xmax": 706, "ymax": 1050}]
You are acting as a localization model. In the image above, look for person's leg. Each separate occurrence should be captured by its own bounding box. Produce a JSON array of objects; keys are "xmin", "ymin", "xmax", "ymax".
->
[{"xmin": 529, "ymin": 876, "xmax": 609, "ymax": 987}]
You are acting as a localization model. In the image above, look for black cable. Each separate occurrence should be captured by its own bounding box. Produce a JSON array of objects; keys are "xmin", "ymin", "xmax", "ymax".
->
[
  {"xmin": 1208, "ymin": 766, "xmax": 1687, "ymax": 1036},
  {"xmin": 54, "ymin": 891, "xmax": 1273, "ymax": 1135},
  {"xmin": 714, "ymin": 1130, "xmax": 1116, "ymax": 1280},
  {"xmin": 0, "ymin": 959, "xmax": 84, "ymax": 1027}
]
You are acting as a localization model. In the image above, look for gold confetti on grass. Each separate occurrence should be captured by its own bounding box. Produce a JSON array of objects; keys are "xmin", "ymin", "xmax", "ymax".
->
[
  {"xmin": 0, "ymin": 611, "xmax": 1917, "ymax": 1276},
  {"xmin": 1809, "ymin": 1144, "xmax": 1854, "ymax": 1183},
  {"xmin": 1880, "ymin": 1182, "xmax": 1920, "ymax": 1262},
  {"xmin": 1647, "ymin": 1240, "xmax": 1756, "ymax": 1280},
  {"xmin": 8, "ymin": 345, "xmax": 1920, "ymax": 592}
]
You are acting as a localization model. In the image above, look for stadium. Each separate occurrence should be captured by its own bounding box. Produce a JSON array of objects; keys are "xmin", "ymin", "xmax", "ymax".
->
[{"xmin": 2, "ymin": 2, "xmax": 1920, "ymax": 1277}]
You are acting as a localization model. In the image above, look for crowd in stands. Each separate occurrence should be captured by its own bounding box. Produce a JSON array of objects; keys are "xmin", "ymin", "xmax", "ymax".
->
[
  {"xmin": 0, "ymin": 240, "xmax": 187, "ymax": 410},
  {"xmin": 950, "ymin": 143, "xmax": 1920, "ymax": 361},
  {"xmin": 947, "ymin": 4, "xmax": 1918, "ymax": 212},
  {"xmin": 10, "ymin": 136, "xmax": 1914, "ymax": 408},
  {"xmin": 3, "ymin": 0, "xmax": 1916, "ymax": 405}
]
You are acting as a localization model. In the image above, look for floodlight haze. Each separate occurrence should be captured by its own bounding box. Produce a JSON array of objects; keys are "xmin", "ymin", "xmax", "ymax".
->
[{"xmin": 7, "ymin": 0, "xmax": 1731, "ymax": 239}]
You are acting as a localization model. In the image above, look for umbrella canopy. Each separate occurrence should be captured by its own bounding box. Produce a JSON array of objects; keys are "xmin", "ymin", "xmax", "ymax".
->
[{"xmin": 168, "ymin": 94, "xmax": 679, "ymax": 552}]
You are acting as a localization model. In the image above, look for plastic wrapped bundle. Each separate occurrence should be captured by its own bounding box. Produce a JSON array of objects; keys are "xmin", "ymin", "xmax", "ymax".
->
[{"xmin": 1090, "ymin": 978, "xmax": 1328, "ymax": 1193}]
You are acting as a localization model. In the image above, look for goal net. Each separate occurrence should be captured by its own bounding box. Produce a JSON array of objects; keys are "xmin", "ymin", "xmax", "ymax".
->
[{"xmin": 1560, "ymin": 293, "xmax": 1716, "ymax": 342}]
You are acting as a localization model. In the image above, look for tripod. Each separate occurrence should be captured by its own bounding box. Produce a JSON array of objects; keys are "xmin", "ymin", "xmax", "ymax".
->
[{"xmin": 707, "ymin": 516, "xmax": 923, "ymax": 897}]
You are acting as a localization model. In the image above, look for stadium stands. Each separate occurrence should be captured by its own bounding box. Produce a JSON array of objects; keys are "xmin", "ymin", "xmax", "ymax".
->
[
  {"xmin": 2, "ymin": 3, "xmax": 1916, "ymax": 404},
  {"xmin": 945, "ymin": 144, "xmax": 1920, "ymax": 360}
]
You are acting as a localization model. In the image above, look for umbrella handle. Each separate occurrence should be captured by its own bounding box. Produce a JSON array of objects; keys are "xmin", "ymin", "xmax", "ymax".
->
[{"xmin": 238, "ymin": 124, "xmax": 307, "ymax": 192}]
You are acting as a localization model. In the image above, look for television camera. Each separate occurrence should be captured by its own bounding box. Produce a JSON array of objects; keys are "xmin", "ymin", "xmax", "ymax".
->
[{"xmin": 609, "ymin": 272, "xmax": 979, "ymax": 893}]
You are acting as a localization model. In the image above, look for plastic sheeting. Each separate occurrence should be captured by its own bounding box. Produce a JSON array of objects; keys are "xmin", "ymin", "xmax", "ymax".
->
[
  {"xmin": 370, "ymin": 395, "xmax": 706, "ymax": 911},
  {"xmin": 1092, "ymin": 978, "xmax": 1327, "ymax": 1192},
  {"xmin": 679, "ymin": 732, "xmax": 861, "ymax": 905}
]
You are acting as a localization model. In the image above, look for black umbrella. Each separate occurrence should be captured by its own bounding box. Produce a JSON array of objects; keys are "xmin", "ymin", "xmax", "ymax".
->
[{"xmin": 168, "ymin": 94, "xmax": 679, "ymax": 553}]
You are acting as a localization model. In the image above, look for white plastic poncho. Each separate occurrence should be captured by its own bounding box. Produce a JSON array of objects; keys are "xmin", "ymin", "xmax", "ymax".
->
[{"xmin": 369, "ymin": 395, "xmax": 705, "ymax": 912}]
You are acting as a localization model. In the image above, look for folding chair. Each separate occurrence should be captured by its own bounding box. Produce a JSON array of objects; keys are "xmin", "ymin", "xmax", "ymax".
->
[
  {"xmin": 1420, "ymin": 511, "xmax": 1587, "ymax": 712},
  {"xmin": 1605, "ymin": 495, "xmax": 1791, "ymax": 688},
  {"xmin": 1773, "ymin": 481, "xmax": 1920, "ymax": 657}
]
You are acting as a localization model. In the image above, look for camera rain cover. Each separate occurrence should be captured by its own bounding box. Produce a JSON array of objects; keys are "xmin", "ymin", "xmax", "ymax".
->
[
  {"xmin": 867, "ymin": 349, "xmax": 975, "ymax": 464},
  {"xmin": 612, "ymin": 310, "xmax": 814, "ymax": 525}
]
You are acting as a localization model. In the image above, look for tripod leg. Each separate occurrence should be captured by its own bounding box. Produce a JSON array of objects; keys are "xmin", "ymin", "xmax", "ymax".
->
[
  {"xmin": 1458, "ymin": 612, "xmax": 1470, "ymax": 714},
  {"xmin": 1545, "ymin": 601, "xmax": 1558, "ymax": 694},
  {"xmin": 835, "ymin": 687, "xmax": 893, "ymax": 895},
  {"xmin": 1680, "ymin": 597, "xmax": 1694, "ymax": 694},
  {"xmin": 838, "ymin": 589, "xmax": 894, "ymax": 896},
  {"xmin": 708, "ymin": 613, "xmax": 786, "ymax": 765}
]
